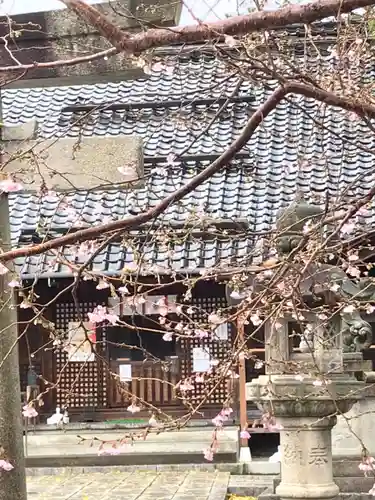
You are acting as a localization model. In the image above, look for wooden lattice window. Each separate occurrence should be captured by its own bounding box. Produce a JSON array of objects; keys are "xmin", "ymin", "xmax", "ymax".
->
[
  {"xmin": 180, "ymin": 296, "xmax": 232, "ymax": 405},
  {"xmin": 55, "ymin": 302, "xmax": 107, "ymax": 409}
]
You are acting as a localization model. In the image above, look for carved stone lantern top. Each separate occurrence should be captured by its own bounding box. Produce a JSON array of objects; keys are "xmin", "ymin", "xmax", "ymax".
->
[{"xmin": 275, "ymin": 200, "xmax": 324, "ymax": 254}]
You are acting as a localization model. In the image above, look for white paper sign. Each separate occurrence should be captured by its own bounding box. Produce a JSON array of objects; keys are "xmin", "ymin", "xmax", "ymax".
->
[
  {"xmin": 215, "ymin": 323, "xmax": 228, "ymax": 341},
  {"xmin": 67, "ymin": 322, "xmax": 96, "ymax": 362},
  {"xmin": 144, "ymin": 295, "xmax": 178, "ymax": 315},
  {"xmin": 119, "ymin": 364, "xmax": 132, "ymax": 382},
  {"xmin": 193, "ymin": 347, "xmax": 210, "ymax": 372}
]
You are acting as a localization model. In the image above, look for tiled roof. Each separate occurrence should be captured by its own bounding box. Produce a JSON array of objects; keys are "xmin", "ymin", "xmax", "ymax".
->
[{"xmin": 4, "ymin": 51, "xmax": 375, "ymax": 277}]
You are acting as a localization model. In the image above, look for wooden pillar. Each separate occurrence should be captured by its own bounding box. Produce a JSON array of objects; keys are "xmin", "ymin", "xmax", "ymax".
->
[{"xmin": 237, "ymin": 316, "xmax": 251, "ymax": 462}]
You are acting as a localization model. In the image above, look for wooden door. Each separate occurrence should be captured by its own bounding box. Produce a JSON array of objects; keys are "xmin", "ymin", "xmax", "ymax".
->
[
  {"xmin": 54, "ymin": 301, "xmax": 107, "ymax": 410},
  {"xmin": 108, "ymin": 359, "xmax": 180, "ymax": 408},
  {"xmin": 180, "ymin": 295, "xmax": 233, "ymax": 406}
]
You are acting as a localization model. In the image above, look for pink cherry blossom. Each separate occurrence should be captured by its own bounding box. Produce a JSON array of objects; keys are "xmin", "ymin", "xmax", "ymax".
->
[
  {"xmin": 105, "ymin": 312, "xmax": 120, "ymax": 325},
  {"xmin": 96, "ymin": 280, "xmax": 110, "ymax": 290},
  {"xmin": 8, "ymin": 279, "xmax": 20, "ymax": 288},
  {"xmin": 262, "ymin": 412, "xmax": 283, "ymax": 431},
  {"xmin": 269, "ymin": 422, "xmax": 284, "ymax": 431},
  {"xmin": 359, "ymin": 456, "xmax": 375, "ymax": 473},
  {"xmin": 303, "ymin": 220, "xmax": 312, "ymax": 234},
  {"xmin": 250, "ymin": 313, "xmax": 262, "ymax": 326},
  {"xmin": 212, "ymin": 414, "xmax": 225, "ymax": 427},
  {"xmin": 175, "ymin": 322, "xmax": 184, "ymax": 332},
  {"xmin": 158, "ymin": 306, "xmax": 169, "ymax": 317},
  {"xmin": 20, "ymin": 298, "xmax": 32, "ymax": 309},
  {"xmin": 224, "ymin": 34, "xmax": 237, "ymax": 47},
  {"xmin": 366, "ymin": 304, "xmax": 375, "ymax": 314},
  {"xmin": 230, "ymin": 290, "xmax": 247, "ymax": 300},
  {"xmin": 195, "ymin": 374, "xmax": 205, "ymax": 383},
  {"xmin": 166, "ymin": 153, "xmax": 178, "ymax": 166},
  {"xmin": 22, "ymin": 405, "xmax": 38, "ymax": 418},
  {"xmin": 0, "ymin": 459, "xmax": 13, "ymax": 471},
  {"xmin": 330, "ymin": 283, "xmax": 340, "ymax": 292},
  {"xmin": 179, "ymin": 379, "xmax": 194, "ymax": 392},
  {"xmin": 208, "ymin": 313, "xmax": 222, "ymax": 325},
  {"xmin": 165, "ymin": 65, "xmax": 174, "ymax": 76},
  {"xmin": 151, "ymin": 61, "xmax": 164, "ymax": 71},
  {"xmin": 123, "ymin": 262, "xmax": 139, "ymax": 273},
  {"xmin": 162, "ymin": 332, "xmax": 173, "ymax": 342},
  {"xmin": 212, "ymin": 408, "xmax": 232, "ymax": 427},
  {"xmin": 203, "ymin": 448, "xmax": 214, "ymax": 461},
  {"xmin": 348, "ymin": 252, "xmax": 359, "ymax": 261},
  {"xmin": 117, "ymin": 166, "xmax": 137, "ymax": 181},
  {"xmin": 313, "ymin": 379, "xmax": 323, "ymax": 386},
  {"xmin": 127, "ymin": 404, "xmax": 141, "ymax": 413},
  {"xmin": 358, "ymin": 206, "xmax": 369, "ymax": 216},
  {"xmin": 340, "ymin": 222, "xmax": 355, "ymax": 235},
  {"xmin": 343, "ymin": 304, "xmax": 356, "ymax": 314},
  {"xmin": 176, "ymin": 305, "xmax": 183, "ymax": 315},
  {"xmin": 240, "ymin": 430, "xmax": 251, "ymax": 439},
  {"xmin": 156, "ymin": 297, "xmax": 166, "ymax": 307},
  {"xmin": 0, "ymin": 263, "xmax": 8, "ymax": 276},
  {"xmin": 149, "ymin": 415, "xmax": 158, "ymax": 426},
  {"xmin": 369, "ymin": 485, "xmax": 375, "ymax": 496},
  {"xmin": 88, "ymin": 305, "xmax": 119, "ymax": 325},
  {"xmin": 118, "ymin": 285, "xmax": 130, "ymax": 295},
  {"xmin": 222, "ymin": 407, "xmax": 233, "ymax": 416},
  {"xmin": 0, "ymin": 179, "xmax": 23, "ymax": 193},
  {"xmin": 195, "ymin": 329, "xmax": 209, "ymax": 339},
  {"xmin": 347, "ymin": 265, "xmax": 361, "ymax": 278}
]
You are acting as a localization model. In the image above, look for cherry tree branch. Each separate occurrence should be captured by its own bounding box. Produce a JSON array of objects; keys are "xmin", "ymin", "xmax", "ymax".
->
[
  {"xmin": 0, "ymin": 47, "xmax": 118, "ymax": 74},
  {"xmin": 1, "ymin": 85, "xmax": 286, "ymax": 263},
  {"xmin": 2, "ymin": 81, "xmax": 375, "ymax": 263},
  {"xmin": 61, "ymin": 0, "xmax": 375, "ymax": 54},
  {"xmin": 0, "ymin": 0, "xmax": 372, "ymax": 74}
]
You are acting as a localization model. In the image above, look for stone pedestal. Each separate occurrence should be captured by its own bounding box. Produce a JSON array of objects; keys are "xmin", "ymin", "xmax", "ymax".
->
[
  {"xmin": 277, "ymin": 417, "xmax": 338, "ymax": 500},
  {"xmin": 332, "ymin": 358, "xmax": 374, "ymax": 458},
  {"xmin": 247, "ymin": 373, "xmax": 363, "ymax": 500},
  {"xmin": 333, "ymin": 387, "xmax": 375, "ymax": 458}
]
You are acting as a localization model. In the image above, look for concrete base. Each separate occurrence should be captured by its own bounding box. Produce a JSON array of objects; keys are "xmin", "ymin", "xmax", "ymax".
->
[
  {"xmin": 245, "ymin": 461, "xmax": 280, "ymax": 475},
  {"xmin": 23, "ymin": 427, "xmax": 238, "ymax": 467},
  {"xmin": 25, "ymin": 451, "xmax": 237, "ymax": 468}
]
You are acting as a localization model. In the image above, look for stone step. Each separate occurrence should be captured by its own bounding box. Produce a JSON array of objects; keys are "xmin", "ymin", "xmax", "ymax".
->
[
  {"xmin": 25, "ymin": 450, "xmax": 237, "ymax": 468},
  {"xmin": 258, "ymin": 494, "xmax": 372, "ymax": 500},
  {"xmin": 228, "ymin": 474, "xmax": 277, "ymax": 497},
  {"xmin": 272, "ymin": 476, "xmax": 374, "ymax": 493},
  {"xmin": 230, "ymin": 475, "xmax": 374, "ymax": 497},
  {"xmin": 335, "ymin": 477, "xmax": 374, "ymax": 493},
  {"xmin": 333, "ymin": 459, "xmax": 369, "ymax": 477}
]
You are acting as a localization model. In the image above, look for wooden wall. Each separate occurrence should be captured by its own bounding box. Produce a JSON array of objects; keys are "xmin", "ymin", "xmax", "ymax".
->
[{"xmin": 18, "ymin": 278, "xmax": 235, "ymax": 418}]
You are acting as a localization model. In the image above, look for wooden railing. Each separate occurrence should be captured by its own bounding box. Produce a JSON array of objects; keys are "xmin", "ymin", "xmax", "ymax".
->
[{"xmin": 109, "ymin": 360, "xmax": 180, "ymax": 408}]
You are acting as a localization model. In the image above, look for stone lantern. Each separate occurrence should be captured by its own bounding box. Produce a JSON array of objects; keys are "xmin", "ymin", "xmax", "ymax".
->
[{"xmin": 232, "ymin": 200, "xmax": 370, "ymax": 500}]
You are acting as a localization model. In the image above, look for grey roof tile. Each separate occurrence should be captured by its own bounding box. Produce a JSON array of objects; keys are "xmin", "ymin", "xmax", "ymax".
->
[{"xmin": 4, "ymin": 52, "xmax": 375, "ymax": 277}]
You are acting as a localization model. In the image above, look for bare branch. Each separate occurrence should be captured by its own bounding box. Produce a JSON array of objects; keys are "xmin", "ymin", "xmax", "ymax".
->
[{"xmin": 61, "ymin": 0, "xmax": 375, "ymax": 53}]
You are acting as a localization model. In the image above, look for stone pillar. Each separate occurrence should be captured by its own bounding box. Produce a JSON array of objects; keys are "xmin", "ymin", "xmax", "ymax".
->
[{"xmin": 276, "ymin": 417, "xmax": 338, "ymax": 500}]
